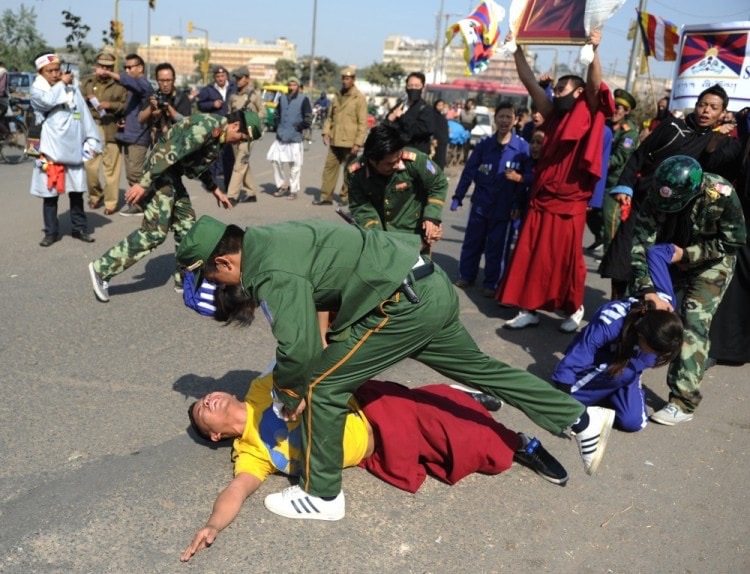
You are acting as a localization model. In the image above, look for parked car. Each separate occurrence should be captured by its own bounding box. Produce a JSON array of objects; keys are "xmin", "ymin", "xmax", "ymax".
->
[
  {"xmin": 469, "ymin": 105, "xmax": 492, "ymax": 148},
  {"xmin": 7, "ymin": 72, "xmax": 35, "ymax": 103}
]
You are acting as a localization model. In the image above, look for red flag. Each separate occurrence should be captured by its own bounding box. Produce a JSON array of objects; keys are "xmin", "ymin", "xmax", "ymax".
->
[{"xmin": 637, "ymin": 9, "xmax": 679, "ymax": 61}]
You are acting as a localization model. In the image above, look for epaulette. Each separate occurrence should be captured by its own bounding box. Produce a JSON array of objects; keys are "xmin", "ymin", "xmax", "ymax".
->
[
  {"xmin": 401, "ymin": 150, "xmax": 417, "ymax": 161},
  {"xmin": 348, "ymin": 161, "xmax": 362, "ymax": 173}
]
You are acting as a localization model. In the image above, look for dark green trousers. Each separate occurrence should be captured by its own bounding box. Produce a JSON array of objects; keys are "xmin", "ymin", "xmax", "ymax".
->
[{"xmin": 300, "ymin": 265, "xmax": 585, "ymax": 497}]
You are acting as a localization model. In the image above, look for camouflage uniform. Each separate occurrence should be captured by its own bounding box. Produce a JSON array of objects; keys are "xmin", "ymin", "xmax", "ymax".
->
[
  {"xmin": 92, "ymin": 113, "xmax": 227, "ymax": 284},
  {"xmin": 631, "ymin": 173, "xmax": 747, "ymax": 412},
  {"xmin": 346, "ymin": 149, "xmax": 447, "ymax": 248}
]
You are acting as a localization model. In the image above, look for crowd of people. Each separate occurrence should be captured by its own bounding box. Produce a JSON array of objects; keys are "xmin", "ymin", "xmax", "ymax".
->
[{"xmin": 22, "ymin": 29, "xmax": 750, "ymax": 563}]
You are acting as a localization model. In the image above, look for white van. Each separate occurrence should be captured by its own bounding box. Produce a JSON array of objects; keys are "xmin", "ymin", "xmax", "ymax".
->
[{"xmin": 469, "ymin": 105, "xmax": 492, "ymax": 148}]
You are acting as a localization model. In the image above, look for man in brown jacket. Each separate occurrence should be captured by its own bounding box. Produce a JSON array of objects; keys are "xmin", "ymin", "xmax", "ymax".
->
[
  {"xmin": 313, "ymin": 67, "xmax": 368, "ymax": 206},
  {"xmin": 226, "ymin": 66, "xmax": 266, "ymax": 205},
  {"xmin": 80, "ymin": 49, "xmax": 127, "ymax": 214}
]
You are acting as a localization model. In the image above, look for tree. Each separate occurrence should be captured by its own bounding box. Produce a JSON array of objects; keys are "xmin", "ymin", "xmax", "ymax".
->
[
  {"xmin": 61, "ymin": 11, "xmax": 97, "ymax": 69},
  {"xmin": 274, "ymin": 59, "xmax": 297, "ymax": 82},
  {"xmin": 0, "ymin": 4, "xmax": 52, "ymax": 71},
  {"xmin": 193, "ymin": 48, "xmax": 211, "ymax": 83},
  {"xmin": 361, "ymin": 61, "xmax": 406, "ymax": 90}
]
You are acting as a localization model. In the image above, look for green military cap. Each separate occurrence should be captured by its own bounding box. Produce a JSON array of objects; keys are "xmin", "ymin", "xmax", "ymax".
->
[
  {"xmin": 226, "ymin": 109, "xmax": 262, "ymax": 140},
  {"xmin": 176, "ymin": 215, "xmax": 228, "ymax": 282},
  {"xmin": 231, "ymin": 65, "xmax": 249, "ymax": 78},
  {"xmin": 614, "ymin": 88, "xmax": 637, "ymax": 111},
  {"xmin": 652, "ymin": 155, "xmax": 703, "ymax": 213}
]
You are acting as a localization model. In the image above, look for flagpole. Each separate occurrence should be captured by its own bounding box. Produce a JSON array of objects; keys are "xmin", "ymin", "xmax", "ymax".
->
[
  {"xmin": 626, "ymin": 0, "xmax": 647, "ymax": 93},
  {"xmin": 644, "ymin": 54, "xmax": 657, "ymax": 117}
]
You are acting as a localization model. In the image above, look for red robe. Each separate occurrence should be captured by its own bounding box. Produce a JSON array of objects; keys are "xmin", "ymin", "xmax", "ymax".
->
[
  {"xmin": 355, "ymin": 381, "xmax": 518, "ymax": 493},
  {"xmin": 498, "ymin": 84, "xmax": 614, "ymax": 315}
]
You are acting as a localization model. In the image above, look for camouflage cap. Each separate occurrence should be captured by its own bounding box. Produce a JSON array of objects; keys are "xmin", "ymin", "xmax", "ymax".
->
[
  {"xmin": 176, "ymin": 215, "xmax": 228, "ymax": 283},
  {"xmin": 652, "ymin": 155, "xmax": 703, "ymax": 213}
]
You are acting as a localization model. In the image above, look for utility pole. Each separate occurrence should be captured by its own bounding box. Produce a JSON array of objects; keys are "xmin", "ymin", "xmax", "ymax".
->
[
  {"xmin": 188, "ymin": 21, "xmax": 210, "ymax": 85},
  {"xmin": 309, "ymin": 0, "xmax": 317, "ymax": 90},
  {"xmin": 626, "ymin": 0, "xmax": 647, "ymax": 93}
]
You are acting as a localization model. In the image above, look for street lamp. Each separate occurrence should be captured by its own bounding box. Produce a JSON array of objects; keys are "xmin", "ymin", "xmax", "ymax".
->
[{"xmin": 187, "ymin": 21, "xmax": 210, "ymax": 85}]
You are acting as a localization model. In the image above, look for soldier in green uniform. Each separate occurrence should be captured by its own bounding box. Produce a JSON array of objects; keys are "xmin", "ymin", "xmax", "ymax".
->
[
  {"xmin": 87, "ymin": 112, "xmax": 251, "ymax": 303},
  {"xmin": 630, "ymin": 156, "xmax": 746, "ymax": 425},
  {"xmin": 598, "ymin": 88, "xmax": 639, "ymax": 252},
  {"xmin": 175, "ymin": 215, "xmax": 618, "ymax": 521},
  {"xmin": 347, "ymin": 124, "xmax": 447, "ymax": 251}
]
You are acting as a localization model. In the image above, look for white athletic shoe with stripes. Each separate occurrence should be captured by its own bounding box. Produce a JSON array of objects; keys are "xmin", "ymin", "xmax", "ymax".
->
[
  {"xmin": 573, "ymin": 406, "xmax": 615, "ymax": 476},
  {"xmin": 264, "ymin": 485, "xmax": 345, "ymax": 521}
]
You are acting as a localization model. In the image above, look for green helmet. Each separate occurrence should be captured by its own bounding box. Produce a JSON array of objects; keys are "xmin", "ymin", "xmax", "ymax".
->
[{"xmin": 652, "ymin": 155, "xmax": 703, "ymax": 213}]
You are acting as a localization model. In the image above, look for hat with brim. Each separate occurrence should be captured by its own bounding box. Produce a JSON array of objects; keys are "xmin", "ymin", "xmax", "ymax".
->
[
  {"xmin": 614, "ymin": 88, "xmax": 637, "ymax": 111},
  {"xmin": 96, "ymin": 51, "xmax": 116, "ymax": 66},
  {"xmin": 176, "ymin": 215, "xmax": 228, "ymax": 283}
]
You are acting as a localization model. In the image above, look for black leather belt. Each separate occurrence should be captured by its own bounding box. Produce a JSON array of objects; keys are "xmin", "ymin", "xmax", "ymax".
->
[{"xmin": 399, "ymin": 260, "xmax": 435, "ymax": 304}]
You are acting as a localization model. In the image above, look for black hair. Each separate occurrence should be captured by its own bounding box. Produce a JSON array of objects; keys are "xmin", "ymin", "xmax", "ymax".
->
[
  {"xmin": 608, "ymin": 300, "xmax": 684, "ymax": 377},
  {"xmin": 406, "ymin": 71, "xmax": 426, "ymax": 86},
  {"xmin": 125, "ymin": 53, "xmax": 145, "ymax": 67},
  {"xmin": 495, "ymin": 100, "xmax": 516, "ymax": 115},
  {"xmin": 433, "ymin": 99, "xmax": 446, "ymax": 111},
  {"xmin": 204, "ymin": 224, "xmax": 244, "ymax": 279},
  {"xmin": 213, "ymin": 284, "xmax": 257, "ymax": 325},
  {"xmin": 363, "ymin": 124, "xmax": 404, "ymax": 162},
  {"xmin": 558, "ymin": 74, "xmax": 585, "ymax": 91},
  {"xmin": 697, "ymin": 84, "xmax": 729, "ymax": 110},
  {"xmin": 154, "ymin": 62, "xmax": 175, "ymax": 79},
  {"xmin": 187, "ymin": 401, "xmax": 207, "ymax": 439}
]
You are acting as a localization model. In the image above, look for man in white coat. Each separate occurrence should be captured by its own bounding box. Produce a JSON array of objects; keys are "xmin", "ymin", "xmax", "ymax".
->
[{"xmin": 30, "ymin": 53, "xmax": 101, "ymax": 247}]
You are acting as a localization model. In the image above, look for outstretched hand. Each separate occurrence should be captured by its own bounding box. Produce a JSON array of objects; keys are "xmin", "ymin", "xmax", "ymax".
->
[{"xmin": 181, "ymin": 527, "xmax": 218, "ymax": 562}]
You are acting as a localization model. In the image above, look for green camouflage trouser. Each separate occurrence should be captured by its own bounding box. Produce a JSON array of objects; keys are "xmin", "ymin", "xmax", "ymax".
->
[
  {"xmin": 93, "ymin": 173, "xmax": 195, "ymax": 284},
  {"xmin": 667, "ymin": 255, "xmax": 736, "ymax": 412}
]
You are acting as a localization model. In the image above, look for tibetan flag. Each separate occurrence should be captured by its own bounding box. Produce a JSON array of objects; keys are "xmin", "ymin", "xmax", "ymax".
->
[
  {"xmin": 446, "ymin": 1, "xmax": 505, "ymax": 75},
  {"xmin": 637, "ymin": 9, "xmax": 679, "ymax": 61}
]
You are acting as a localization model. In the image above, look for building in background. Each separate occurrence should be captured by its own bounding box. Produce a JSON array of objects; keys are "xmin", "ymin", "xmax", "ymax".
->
[{"xmin": 138, "ymin": 36, "xmax": 297, "ymax": 85}]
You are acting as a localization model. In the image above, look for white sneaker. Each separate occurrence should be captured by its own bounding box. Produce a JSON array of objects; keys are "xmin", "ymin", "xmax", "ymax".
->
[
  {"xmin": 503, "ymin": 310, "xmax": 540, "ymax": 330},
  {"xmin": 264, "ymin": 485, "xmax": 345, "ymax": 521},
  {"xmin": 573, "ymin": 406, "xmax": 615, "ymax": 475},
  {"xmin": 559, "ymin": 305, "xmax": 585, "ymax": 333},
  {"xmin": 650, "ymin": 403, "xmax": 694, "ymax": 426},
  {"xmin": 88, "ymin": 262, "xmax": 110, "ymax": 303}
]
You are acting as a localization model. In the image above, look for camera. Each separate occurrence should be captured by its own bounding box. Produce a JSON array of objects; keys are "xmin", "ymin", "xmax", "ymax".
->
[{"xmin": 154, "ymin": 90, "xmax": 173, "ymax": 108}]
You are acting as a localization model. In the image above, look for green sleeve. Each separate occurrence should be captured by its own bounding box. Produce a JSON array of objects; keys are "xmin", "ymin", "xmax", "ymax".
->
[
  {"xmin": 685, "ymin": 192, "xmax": 747, "ymax": 266},
  {"xmin": 347, "ymin": 168, "xmax": 384, "ymax": 231},
  {"xmin": 254, "ymin": 272, "xmax": 324, "ymax": 410},
  {"xmin": 415, "ymin": 155, "xmax": 448, "ymax": 223},
  {"xmin": 631, "ymin": 206, "xmax": 659, "ymax": 292}
]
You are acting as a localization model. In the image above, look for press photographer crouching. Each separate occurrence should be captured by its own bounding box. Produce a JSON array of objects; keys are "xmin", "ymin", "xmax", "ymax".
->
[{"xmin": 139, "ymin": 62, "xmax": 192, "ymax": 146}]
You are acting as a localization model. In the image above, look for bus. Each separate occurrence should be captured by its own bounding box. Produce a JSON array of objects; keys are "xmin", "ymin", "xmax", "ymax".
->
[{"xmin": 425, "ymin": 78, "xmax": 529, "ymax": 111}]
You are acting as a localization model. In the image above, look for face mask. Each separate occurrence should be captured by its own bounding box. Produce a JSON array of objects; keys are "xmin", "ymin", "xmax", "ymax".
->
[
  {"xmin": 553, "ymin": 92, "xmax": 577, "ymax": 114},
  {"xmin": 406, "ymin": 88, "xmax": 421, "ymax": 102}
]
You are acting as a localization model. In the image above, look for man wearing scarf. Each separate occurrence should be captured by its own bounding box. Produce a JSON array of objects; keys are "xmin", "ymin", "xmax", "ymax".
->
[{"xmin": 29, "ymin": 53, "xmax": 101, "ymax": 247}]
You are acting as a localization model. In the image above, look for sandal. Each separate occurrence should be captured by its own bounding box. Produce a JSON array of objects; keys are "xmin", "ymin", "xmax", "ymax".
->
[
  {"xmin": 286, "ymin": 193, "xmax": 297, "ymax": 200},
  {"xmin": 273, "ymin": 187, "xmax": 289, "ymax": 197},
  {"xmin": 88, "ymin": 199, "xmax": 102, "ymax": 209}
]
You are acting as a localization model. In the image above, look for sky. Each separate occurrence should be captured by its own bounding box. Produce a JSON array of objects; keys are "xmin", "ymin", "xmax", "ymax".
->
[{"xmin": 12, "ymin": 0, "xmax": 750, "ymax": 81}]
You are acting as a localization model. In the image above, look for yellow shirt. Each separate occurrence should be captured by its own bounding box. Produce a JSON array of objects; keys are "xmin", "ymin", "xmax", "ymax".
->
[{"xmin": 232, "ymin": 373, "xmax": 369, "ymax": 480}]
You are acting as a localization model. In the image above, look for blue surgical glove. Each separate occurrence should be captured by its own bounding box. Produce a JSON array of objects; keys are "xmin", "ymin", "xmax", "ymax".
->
[{"xmin": 450, "ymin": 198, "xmax": 461, "ymax": 211}]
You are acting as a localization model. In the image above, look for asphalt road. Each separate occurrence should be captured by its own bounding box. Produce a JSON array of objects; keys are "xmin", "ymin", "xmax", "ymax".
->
[{"xmin": 0, "ymin": 133, "xmax": 748, "ymax": 574}]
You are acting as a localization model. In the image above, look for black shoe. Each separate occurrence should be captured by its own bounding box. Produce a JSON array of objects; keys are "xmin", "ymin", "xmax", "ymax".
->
[
  {"xmin": 470, "ymin": 392, "xmax": 503, "ymax": 412},
  {"xmin": 241, "ymin": 195, "xmax": 258, "ymax": 203},
  {"xmin": 312, "ymin": 199, "xmax": 334, "ymax": 206},
  {"xmin": 228, "ymin": 198, "xmax": 239, "ymax": 207},
  {"xmin": 513, "ymin": 433, "xmax": 569, "ymax": 486},
  {"xmin": 72, "ymin": 231, "xmax": 95, "ymax": 243},
  {"xmin": 39, "ymin": 234, "xmax": 61, "ymax": 247}
]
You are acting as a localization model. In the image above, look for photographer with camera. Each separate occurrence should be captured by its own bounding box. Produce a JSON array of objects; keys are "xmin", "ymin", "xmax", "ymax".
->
[{"xmin": 139, "ymin": 63, "xmax": 192, "ymax": 148}]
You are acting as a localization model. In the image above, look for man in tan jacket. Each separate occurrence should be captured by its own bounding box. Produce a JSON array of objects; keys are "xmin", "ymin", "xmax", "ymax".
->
[
  {"xmin": 80, "ymin": 49, "xmax": 127, "ymax": 214},
  {"xmin": 226, "ymin": 66, "xmax": 266, "ymax": 205},
  {"xmin": 313, "ymin": 67, "xmax": 368, "ymax": 206}
]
